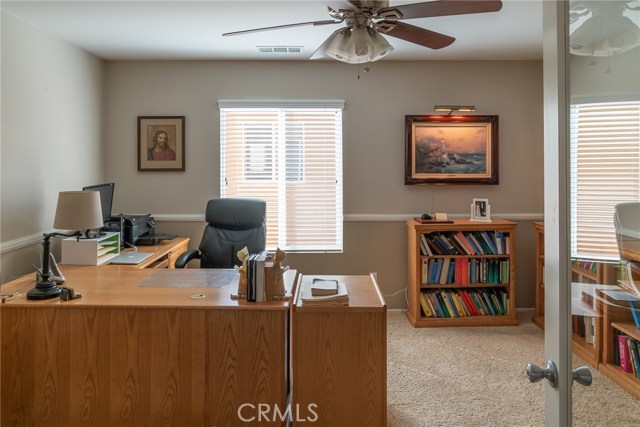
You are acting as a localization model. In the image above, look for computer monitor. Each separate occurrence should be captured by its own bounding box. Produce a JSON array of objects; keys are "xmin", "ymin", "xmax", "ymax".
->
[{"xmin": 82, "ymin": 182, "xmax": 114, "ymax": 224}]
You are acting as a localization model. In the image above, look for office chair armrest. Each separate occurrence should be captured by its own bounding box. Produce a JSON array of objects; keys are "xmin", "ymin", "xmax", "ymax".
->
[{"xmin": 174, "ymin": 249, "xmax": 201, "ymax": 268}]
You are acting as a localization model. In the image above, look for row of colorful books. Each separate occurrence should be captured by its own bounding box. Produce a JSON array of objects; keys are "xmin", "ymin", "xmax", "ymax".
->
[
  {"xmin": 419, "ymin": 288, "xmax": 509, "ymax": 318},
  {"xmin": 572, "ymin": 259, "xmax": 599, "ymax": 274},
  {"xmin": 419, "ymin": 230, "xmax": 510, "ymax": 257},
  {"xmin": 421, "ymin": 257, "xmax": 510, "ymax": 285},
  {"xmin": 614, "ymin": 330, "xmax": 640, "ymax": 380}
]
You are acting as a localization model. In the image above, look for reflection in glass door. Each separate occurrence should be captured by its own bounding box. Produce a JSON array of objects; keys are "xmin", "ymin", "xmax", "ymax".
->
[{"xmin": 568, "ymin": 0, "xmax": 640, "ymax": 424}]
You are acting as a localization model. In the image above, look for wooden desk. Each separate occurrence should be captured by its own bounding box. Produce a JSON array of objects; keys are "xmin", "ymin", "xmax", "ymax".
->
[
  {"xmin": 290, "ymin": 274, "xmax": 387, "ymax": 427},
  {"xmin": 126, "ymin": 237, "xmax": 190, "ymax": 269},
  {"xmin": 1, "ymin": 265, "xmax": 297, "ymax": 427}
]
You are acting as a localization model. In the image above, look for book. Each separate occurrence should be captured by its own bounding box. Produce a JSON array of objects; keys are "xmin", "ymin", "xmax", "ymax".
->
[
  {"xmin": 439, "ymin": 258, "xmax": 451, "ymax": 284},
  {"xmin": 420, "ymin": 292, "xmax": 434, "ymax": 317},
  {"xmin": 627, "ymin": 338, "xmax": 639, "ymax": 377},
  {"xmin": 618, "ymin": 334, "xmax": 633, "ymax": 373},
  {"xmin": 254, "ymin": 250, "xmax": 269, "ymax": 302},
  {"xmin": 631, "ymin": 300, "xmax": 640, "ymax": 329},
  {"xmin": 246, "ymin": 253, "xmax": 257, "ymax": 302},
  {"xmin": 311, "ymin": 278, "xmax": 339, "ymax": 296},
  {"xmin": 301, "ymin": 281, "xmax": 349, "ymax": 306},
  {"xmin": 420, "ymin": 234, "xmax": 433, "ymax": 256},
  {"xmin": 630, "ymin": 338, "xmax": 640, "ymax": 379},
  {"xmin": 455, "ymin": 231, "xmax": 476, "ymax": 255}
]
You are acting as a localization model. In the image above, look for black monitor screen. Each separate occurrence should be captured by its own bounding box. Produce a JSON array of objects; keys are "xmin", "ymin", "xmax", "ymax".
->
[{"xmin": 82, "ymin": 182, "xmax": 114, "ymax": 224}]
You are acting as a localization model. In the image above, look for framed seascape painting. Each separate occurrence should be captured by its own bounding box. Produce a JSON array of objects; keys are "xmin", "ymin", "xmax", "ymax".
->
[
  {"xmin": 405, "ymin": 115, "xmax": 499, "ymax": 185},
  {"xmin": 138, "ymin": 116, "xmax": 185, "ymax": 171}
]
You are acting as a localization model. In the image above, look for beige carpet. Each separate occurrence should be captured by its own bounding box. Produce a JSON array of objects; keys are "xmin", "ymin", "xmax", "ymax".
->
[{"xmin": 387, "ymin": 309, "xmax": 640, "ymax": 427}]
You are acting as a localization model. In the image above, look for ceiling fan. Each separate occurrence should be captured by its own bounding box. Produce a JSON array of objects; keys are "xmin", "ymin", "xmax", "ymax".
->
[{"xmin": 222, "ymin": 1, "xmax": 504, "ymax": 64}]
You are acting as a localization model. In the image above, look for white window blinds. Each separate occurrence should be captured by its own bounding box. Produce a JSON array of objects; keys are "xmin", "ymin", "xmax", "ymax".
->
[
  {"xmin": 570, "ymin": 100, "xmax": 640, "ymax": 259},
  {"xmin": 219, "ymin": 100, "xmax": 344, "ymax": 252}
]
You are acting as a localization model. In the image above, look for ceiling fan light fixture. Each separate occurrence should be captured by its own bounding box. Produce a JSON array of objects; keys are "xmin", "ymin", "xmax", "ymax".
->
[
  {"xmin": 351, "ymin": 27, "xmax": 371, "ymax": 56},
  {"xmin": 570, "ymin": 7, "xmax": 640, "ymax": 56},
  {"xmin": 325, "ymin": 29, "xmax": 352, "ymax": 62},
  {"xmin": 324, "ymin": 27, "xmax": 393, "ymax": 64},
  {"xmin": 369, "ymin": 31, "xmax": 394, "ymax": 62}
]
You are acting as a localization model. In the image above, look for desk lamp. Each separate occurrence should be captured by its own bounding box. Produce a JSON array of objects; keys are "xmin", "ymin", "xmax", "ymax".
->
[{"xmin": 26, "ymin": 191, "xmax": 103, "ymax": 300}]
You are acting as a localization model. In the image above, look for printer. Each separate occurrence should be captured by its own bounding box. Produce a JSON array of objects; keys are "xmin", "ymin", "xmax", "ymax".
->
[{"xmin": 104, "ymin": 214, "xmax": 157, "ymax": 246}]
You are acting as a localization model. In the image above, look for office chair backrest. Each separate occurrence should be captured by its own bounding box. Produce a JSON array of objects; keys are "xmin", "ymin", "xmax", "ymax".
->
[
  {"xmin": 198, "ymin": 198, "xmax": 267, "ymax": 268},
  {"xmin": 614, "ymin": 202, "xmax": 640, "ymax": 262}
]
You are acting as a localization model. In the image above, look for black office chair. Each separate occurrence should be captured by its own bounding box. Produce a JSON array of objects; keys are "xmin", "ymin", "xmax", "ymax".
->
[{"xmin": 175, "ymin": 198, "xmax": 267, "ymax": 269}]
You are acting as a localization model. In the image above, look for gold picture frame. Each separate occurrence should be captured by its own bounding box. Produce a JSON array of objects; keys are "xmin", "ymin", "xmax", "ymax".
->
[
  {"xmin": 138, "ymin": 116, "xmax": 185, "ymax": 171},
  {"xmin": 405, "ymin": 115, "xmax": 498, "ymax": 185}
]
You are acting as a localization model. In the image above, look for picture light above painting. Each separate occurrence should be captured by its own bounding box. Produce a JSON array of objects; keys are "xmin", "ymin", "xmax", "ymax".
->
[
  {"xmin": 138, "ymin": 116, "xmax": 185, "ymax": 171},
  {"xmin": 405, "ymin": 115, "xmax": 499, "ymax": 185}
]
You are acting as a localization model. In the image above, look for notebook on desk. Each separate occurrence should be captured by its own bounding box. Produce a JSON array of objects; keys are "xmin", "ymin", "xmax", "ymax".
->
[{"xmin": 108, "ymin": 252, "xmax": 153, "ymax": 265}]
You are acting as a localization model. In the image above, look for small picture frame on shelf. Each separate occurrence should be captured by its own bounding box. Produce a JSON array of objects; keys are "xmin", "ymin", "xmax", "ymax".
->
[{"xmin": 470, "ymin": 198, "xmax": 491, "ymax": 221}]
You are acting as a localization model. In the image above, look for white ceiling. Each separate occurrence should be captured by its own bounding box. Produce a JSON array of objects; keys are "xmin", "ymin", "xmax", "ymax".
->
[{"xmin": 1, "ymin": 0, "xmax": 543, "ymax": 61}]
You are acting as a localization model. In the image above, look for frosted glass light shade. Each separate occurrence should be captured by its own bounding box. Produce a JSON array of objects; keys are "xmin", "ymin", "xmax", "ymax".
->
[{"xmin": 324, "ymin": 27, "xmax": 394, "ymax": 64}]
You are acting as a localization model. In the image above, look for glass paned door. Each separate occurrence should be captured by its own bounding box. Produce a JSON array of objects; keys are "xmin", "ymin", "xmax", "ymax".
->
[{"xmin": 567, "ymin": 0, "xmax": 640, "ymax": 425}]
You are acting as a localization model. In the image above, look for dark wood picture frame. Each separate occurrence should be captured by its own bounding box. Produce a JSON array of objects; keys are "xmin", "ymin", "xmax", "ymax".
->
[
  {"xmin": 405, "ymin": 115, "xmax": 499, "ymax": 185},
  {"xmin": 138, "ymin": 116, "xmax": 185, "ymax": 171}
]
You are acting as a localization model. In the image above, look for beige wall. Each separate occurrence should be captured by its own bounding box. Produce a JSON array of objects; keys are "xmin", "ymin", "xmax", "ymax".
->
[
  {"xmin": 0, "ymin": 12, "xmax": 104, "ymax": 282},
  {"xmin": 105, "ymin": 60, "xmax": 543, "ymax": 217},
  {"xmin": 105, "ymin": 60, "xmax": 544, "ymax": 309}
]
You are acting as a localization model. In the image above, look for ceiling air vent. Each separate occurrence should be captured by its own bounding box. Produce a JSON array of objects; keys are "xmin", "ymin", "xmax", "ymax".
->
[{"xmin": 257, "ymin": 46, "xmax": 303, "ymax": 54}]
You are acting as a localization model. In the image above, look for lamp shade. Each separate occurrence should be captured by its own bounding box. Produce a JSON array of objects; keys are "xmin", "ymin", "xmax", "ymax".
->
[{"xmin": 53, "ymin": 191, "xmax": 104, "ymax": 231}]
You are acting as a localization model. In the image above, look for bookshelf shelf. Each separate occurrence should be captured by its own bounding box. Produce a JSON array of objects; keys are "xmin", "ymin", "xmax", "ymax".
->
[{"xmin": 406, "ymin": 219, "xmax": 518, "ymax": 327}]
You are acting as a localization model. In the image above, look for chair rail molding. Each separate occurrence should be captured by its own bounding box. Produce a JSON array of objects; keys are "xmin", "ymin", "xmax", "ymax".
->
[{"xmin": 0, "ymin": 213, "xmax": 543, "ymax": 254}]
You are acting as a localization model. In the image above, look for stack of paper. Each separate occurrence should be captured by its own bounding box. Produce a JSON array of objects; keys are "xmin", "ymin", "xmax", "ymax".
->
[{"xmin": 301, "ymin": 280, "xmax": 349, "ymax": 306}]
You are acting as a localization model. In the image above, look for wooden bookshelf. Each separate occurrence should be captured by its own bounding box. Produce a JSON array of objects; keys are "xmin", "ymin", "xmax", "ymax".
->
[
  {"xmin": 532, "ymin": 221, "xmax": 614, "ymax": 331},
  {"xmin": 598, "ymin": 290, "xmax": 640, "ymax": 400},
  {"xmin": 406, "ymin": 219, "xmax": 518, "ymax": 327},
  {"xmin": 532, "ymin": 221, "xmax": 545, "ymax": 328},
  {"xmin": 532, "ymin": 222, "xmax": 640, "ymax": 398}
]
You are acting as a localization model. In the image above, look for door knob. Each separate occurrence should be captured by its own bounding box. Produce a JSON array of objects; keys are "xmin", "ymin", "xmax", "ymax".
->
[
  {"xmin": 526, "ymin": 360, "xmax": 558, "ymax": 388},
  {"xmin": 572, "ymin": 365, "xmax": 592, "ymax": 387}
]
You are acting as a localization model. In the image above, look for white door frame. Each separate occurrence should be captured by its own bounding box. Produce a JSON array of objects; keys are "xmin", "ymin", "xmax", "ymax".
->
[{"xmin": 543, "ymin": 0, "xmax": 573, "ymax": 424}]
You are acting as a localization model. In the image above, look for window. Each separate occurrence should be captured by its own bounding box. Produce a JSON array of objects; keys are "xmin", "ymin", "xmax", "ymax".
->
[
  {"xmin": 219, "ymin": 100, "xmax": 344, "ymax": 252},
  {"xmin": 570, "ymin": 100, "xmax": 640, "ymax": 259}
]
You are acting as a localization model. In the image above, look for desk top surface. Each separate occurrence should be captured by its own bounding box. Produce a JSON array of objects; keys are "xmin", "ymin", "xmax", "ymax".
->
[{"xmin": 1, "ymin": 266, "xmax": 297, "ymax": 310}]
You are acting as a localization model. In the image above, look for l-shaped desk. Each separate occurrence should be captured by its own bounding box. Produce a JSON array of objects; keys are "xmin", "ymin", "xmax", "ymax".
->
[{"xmin": 1, "ymin": 238, "xmax": 387, "ymax": 427}]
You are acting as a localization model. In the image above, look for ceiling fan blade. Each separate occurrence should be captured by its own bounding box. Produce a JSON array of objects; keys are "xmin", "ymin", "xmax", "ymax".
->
[
  {"xmin": 378, "ymin": 20, "xmax": 455, "ymax": 49},
  {"xmin": 378, "ymin": 0, "xmax": 502, "ymax": 20},
  {"xmin": 223, "ymin": 20, "xmax": 341, "ymax": 37},
  {"xmin": 310, "ymin": 28, "xmax": 344, "ymax": 59}
]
